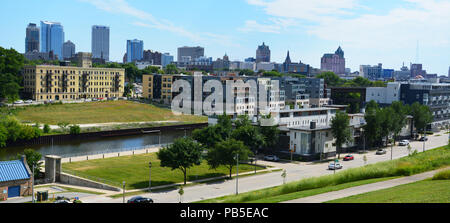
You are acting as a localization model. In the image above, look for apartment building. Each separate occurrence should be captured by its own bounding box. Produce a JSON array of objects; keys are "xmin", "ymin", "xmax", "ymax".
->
[{"xmin": 22, "ymin": 53, "xmax": 124, "ymax": 101}]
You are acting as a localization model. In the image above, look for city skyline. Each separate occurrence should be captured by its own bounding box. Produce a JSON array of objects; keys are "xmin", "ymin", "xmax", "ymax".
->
[{"xmin": 0, "ymin": 0, "xmax": 449, "ymax": 75}]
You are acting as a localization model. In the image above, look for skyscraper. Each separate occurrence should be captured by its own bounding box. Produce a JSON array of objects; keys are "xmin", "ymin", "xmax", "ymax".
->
[
  {"xmin": 62, "ymin": 40, "xmax": 76, "ymax": 59},
  {"xmin": 40, "ymin": 21, "xmax": 64, "ymax": 60},
  {"xmin": 161, "ymin": 53, "xmax": 174, "ymax": 68},
  {"xmin": 177, "ymin": 46, "xmax": 204, "ymax": 62},
  {"xmin": 126, "ymin": 39, "xmax": 144, "ymax": 63},
  {"xmin": 256, "ymin": 42, "xmax": 271, "ymax": 63},
  {"xmin": 25, "ymin": 23, "xmax": 40, "ymax": 53},
  {"xmin": 91, "ymin": 25, "xmax": 110, "ymax": 61}
]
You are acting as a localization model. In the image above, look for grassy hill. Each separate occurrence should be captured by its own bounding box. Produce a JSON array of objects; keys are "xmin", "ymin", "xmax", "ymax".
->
[{"xmin": 14, "ymin": 101, "xmax": 207, "ymax": 125}]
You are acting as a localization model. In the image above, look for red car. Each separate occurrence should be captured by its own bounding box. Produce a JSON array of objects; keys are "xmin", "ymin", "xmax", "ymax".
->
[{"xmin": 343, "ymin": 155, "xmax": 354, "ymax": 161}]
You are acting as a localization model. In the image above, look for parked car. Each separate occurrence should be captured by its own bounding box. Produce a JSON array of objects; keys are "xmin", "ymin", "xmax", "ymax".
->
[
  {"xmin": 418, "ymin": 137, "xmax": 428, "ymax": 141},
  {"xmin": 328, "ymin": 162, "xmax": 343, "ymax": 170},
  {"xmin": 53, "ymin": 199, "xmax": 70, "ymax": 203},
  {"xmin": 399, "ymin": 140, "xmax": 410, "ymax": 146},
  {"xmin": 264, "ymin": 155, "xmax": 280, "ymax": 162},
  {"xmin": 13, "ymin": 100, "xmax": 24, "ymax": 104},
  {"xmin": 127, "ymin": 196, "xmax": 154, "ymax": 203},
  {"xmin": 376, "ymin": 149, "xmax": 387, "ymax": 155},
  {"xmin": 343, "ymin": 155, "xmax": 354, "ymax": 161},
  {"xmin": 24, "ymin": 100, "xmax": 33, "ymax": 104}
]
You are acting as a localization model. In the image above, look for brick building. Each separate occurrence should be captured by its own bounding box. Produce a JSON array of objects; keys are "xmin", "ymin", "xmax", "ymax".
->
[{"xmin": 0, "ymin": 156, "xmax": 33, "ymax": 201}]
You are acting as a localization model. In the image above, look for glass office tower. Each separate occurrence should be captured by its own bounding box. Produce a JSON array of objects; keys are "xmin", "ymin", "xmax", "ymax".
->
[
  {"xmin": 92, "ymin": 25, "xmax": 110, "ymax": 61},
  {"xmin": 41, "ymin": 21, "xmax": 64, "ymax": 60},
  {"xmin": 126, "ymin": 39, "xmax": 144, "ymax": 63}
]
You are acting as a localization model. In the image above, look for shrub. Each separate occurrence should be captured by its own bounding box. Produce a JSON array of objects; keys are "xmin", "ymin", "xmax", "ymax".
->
[
  {"xmin": 432, "ymin": 169, "xmax": 450, "ymax": 180},
  {"xmin": 43, "ymin": 124, "xmax": 51, "ymax": 134},
  {"xmin": 69, "ymin": 125, "xmax": 81, "ymax": 135}
]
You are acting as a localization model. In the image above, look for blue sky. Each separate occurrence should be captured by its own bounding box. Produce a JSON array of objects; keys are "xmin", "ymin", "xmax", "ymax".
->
[{"xmin": 1, "ymin": 0, "xmax": 449, "ymax": 75}]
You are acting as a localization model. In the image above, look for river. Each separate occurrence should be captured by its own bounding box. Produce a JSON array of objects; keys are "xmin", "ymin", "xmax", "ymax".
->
[{"xmin": 0, "ymin": 129, "xmax": 192, "ymax": 161}]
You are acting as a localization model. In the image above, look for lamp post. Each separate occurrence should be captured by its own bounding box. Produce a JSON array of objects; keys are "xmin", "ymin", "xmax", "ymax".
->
[
  {"xmin": 423, "ymin": 128, "xmax": 426, "ymax": 152},
  {"xmin": 361, "ymin": 128, "xmax": 365, "ymax": 154},
  {"xmin": 148, "ymin": 161, "xmax": 152, "ymax": 192},
  {"xmin": 235, "ymin": 153, "xmax": 239, "ymax": 195},
  {"xmin": 122, "ymin": 181, "xmax": 126, "ymax": 203},
  {"xmin": 31, "ymin": 164, "xmax": 35, "ymax": 203}
]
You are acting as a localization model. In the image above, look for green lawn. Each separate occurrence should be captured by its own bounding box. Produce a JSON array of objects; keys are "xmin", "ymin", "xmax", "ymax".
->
[
  {"xmin": 197, "ymin": 176, "xmax": 398, "ymax": 203},
  {"xmin": 327, "ymin": 179, "xmax": 450, "ymax": 203},
  {"xmin": 15, "ymin": 101, "xmax": 207, "ymax": 125},
  {"xmin": 62, "ymin": 153, "xmax": 265, "ymax": 190}
]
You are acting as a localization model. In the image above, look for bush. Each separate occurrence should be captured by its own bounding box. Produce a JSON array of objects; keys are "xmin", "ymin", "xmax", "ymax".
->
[
  {"xmin": 432, "ymin": 169, "xmax": 450, "ymax": 180},
  {"xmin": 69, "ymin": 125, "xmax": 81, "ymax": 135},
  {"xmin": 43, "ymin": 124, "xmax": 51, "ymax": 134}
]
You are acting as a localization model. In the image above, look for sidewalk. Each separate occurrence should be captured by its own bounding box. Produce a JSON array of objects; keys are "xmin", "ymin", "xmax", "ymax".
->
[{"xmin": 282, "ymin": 167, "xmax": 450, "ymax": 203}]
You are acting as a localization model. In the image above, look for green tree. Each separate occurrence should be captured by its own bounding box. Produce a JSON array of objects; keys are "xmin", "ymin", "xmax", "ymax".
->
[
  {"xmin": 390, "ymin": 101, "xmax": 408, "ymax": 144},
  {"xmin": 43, "ymin": 124, "xmax": 51, "ymax": 134},
  {"xmin": 206, "ymin": 138, "xmax": 252, "ymax": 178},
  {"xmin": 316, "ymin": 71, "xmax": 342, "ymax": 87},
  {"xmin": 331, "ymin": 111, "xmax": 352, "ymax": 158},
  {"xmin": 157, "ymin": 138, "xmax": 203, "ymax": 185},
  {"xmin": 378, "ymin": 107, "xmax": 394, "ymax": 147},
  {"xmin": 165, "ymin": 64, "xmax": 179, "ymax": 74},
  {"xmin": 216, "ymin": 114, "xmax": 233, "ymax": 140},
  {"xmin": 16, "ymin": 149, "xmax": 43, "ymax": 178},
  {"xmin": 0, "ymin": 125, "xmax": 7, "ymax": 147},
  {"xmin": 0, "ymin": 47, "xmax": 25, "ymax": 102},
  {"xmin": 410, "ymin": 102, "xmax": 433, "ymax": 137},
  {"xmin": 231, "ymin": 124, "xmax": 264, "ymax": 153},
  {"xmin": 364, "ymin": 101, "xmax": 381, "ymax": 148},
  {"xmin": 192, "ymin": 126, "xmax": 223, "ymax": 149},
  {"xmin": 239, "ymin": 69, "xmax": 255, "ymax": 76}
]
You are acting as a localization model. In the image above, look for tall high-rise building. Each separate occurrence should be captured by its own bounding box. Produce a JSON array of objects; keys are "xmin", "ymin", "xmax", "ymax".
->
[
  {"xmin": 256, "ymin": 42, "xmax": 271, "ymax": 63},
  {"xmin": 143, "ymin": 50, "xmax": 162, "ymax": 65},
  {"xmin": 25, "ymin": 23, "xmax": 40, "ymax": 53},
  {"xmin": 126, "ymin": 39, "xmax": 144, "ymax": 63},
  {"xmin": 161, "ymin": 53, "xmax": 174, "ymax": 67},
  {"xmin": 62, "ymin": 40, "xmax": 76, "ymax": 59},
  {"xmin": 40, "ymin": 21, "xmax": 64, "ymax": 59},
  {"xmin": 320, "ymin": 46, "xmax": 346, "ymax": 75},
  {"xmin": 91, "ymin": 25, "xmax": 110, "ymax": 61},
  {"xmin": 177, "ymin": 46, "xmax": 204, "ymax": 62}
]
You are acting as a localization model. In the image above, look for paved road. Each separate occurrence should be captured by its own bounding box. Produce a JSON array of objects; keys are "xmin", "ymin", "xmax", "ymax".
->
[
  {"xmin": 79, "ymin": 131, "xmax": 449, "ymax": 203},
  {"xmin": 283, "ymin": 167, "xmax": 450, "ymax": 203}
]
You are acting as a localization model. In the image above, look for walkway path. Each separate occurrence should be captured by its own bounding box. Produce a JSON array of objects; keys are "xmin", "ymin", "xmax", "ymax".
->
[{"xmin": 282, "ymin": 167, "xmax": 450, "ymax": 203}]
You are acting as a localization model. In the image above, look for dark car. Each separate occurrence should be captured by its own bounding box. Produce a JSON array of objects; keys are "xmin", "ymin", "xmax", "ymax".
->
[
  {"xmin": 418, "ymin": 137, "xmax": 428, "ymax": 141},
  {"xmin": 343, "ymin": 155, "xmax": 354, "ymax": 161},
  {"xmin": 127, "ymin": 196, "xmax": 154, "ymax": 203}
]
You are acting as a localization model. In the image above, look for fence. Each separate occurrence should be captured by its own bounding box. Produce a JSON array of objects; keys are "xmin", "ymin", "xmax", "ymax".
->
[
  {"xmin": 40, "ymin": 143, "xmax": 172, "ymax": 161},
  {"xmin": 61, "ymin": 168, "xmax": 123, "ymax": 188}
]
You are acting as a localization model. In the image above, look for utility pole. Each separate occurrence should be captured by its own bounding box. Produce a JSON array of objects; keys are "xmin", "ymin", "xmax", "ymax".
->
[
  {"xmin": 148, "ymin": 162, "xmax": 152, "ymax": 192},
  {"xmin": 122, "ymin": 181, "xmax": 126, "ymax": 203}
]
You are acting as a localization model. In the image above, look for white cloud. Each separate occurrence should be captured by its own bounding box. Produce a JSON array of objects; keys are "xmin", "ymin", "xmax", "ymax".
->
[{"xmin": 245, "ymin": 0, "xmax": 450, "ymax": 49}]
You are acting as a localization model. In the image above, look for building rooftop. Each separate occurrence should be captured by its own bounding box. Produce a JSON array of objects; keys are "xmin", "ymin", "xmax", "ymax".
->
[{"xmin": 0, "ymin": 160, "xmax": 31, "ymax": 182}]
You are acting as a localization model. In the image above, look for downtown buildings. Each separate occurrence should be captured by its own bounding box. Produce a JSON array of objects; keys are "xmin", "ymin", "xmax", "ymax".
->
[
  {"xmin": 91, "ymin": 25, "xmax": 110, "ymax": 62},
  {"xmin": 25, "ymin": 23, "xmax": 40, "ymax": 53},
  {"xmin": 40, "ymin": 21, "xmax": 65, "ymax": 60},
  {"xmin": 320, "ymin": 47, "xmax": 345, "ymax": 75},
  {"xmin": 126, "ymin": 39, "xmax": 144, "ymax": 63},
  {"xmin": 256, "ymin": 42, "xmax": 271, "ymax": 63}
]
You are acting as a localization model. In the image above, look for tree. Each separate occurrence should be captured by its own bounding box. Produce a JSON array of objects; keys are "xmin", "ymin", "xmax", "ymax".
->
[
  {"xmin": 231, "ymin": 124, "xmax": 264, "ymax": 153},
  {"xmin": 165, "ymin": 64, "xmax": 179, "ymax": 74},
  {"xmin": 390, "ymin": 101, "xmax": 408, "ymax": 145},
  {"xmin": 364, "ymin": 100, "xmax": 381, "ymax": 148},
  {"xmin": 259, "ymin": 124, "xmax": 280, "ymax": 151},
  {"xmin": 157, "ymin": 138, "xmax": 203, "ymax": 185},
  {"xmin": 192, "ymin": 126, "xmax": 223, "ymax": 149},
  {"xmin": 43, "ymin": 124, "xmax": 51, "ymax": 134},
  {"xmin": 206, "ymin": 138, "xmax": 252, "ymax": 178},
  {"xmin": 0, "ymin": 125, "xmax": 7, "ymax": 147},
  {"xmin": 378, "ymin": 107, "xmax": 394, "ymax": 147},
  {"xmin": 216, "ymin": 114, "xmax": 233, "ymax": 140},
  {"xmin": 238, "ymin": 69, "xmax": 255, "ymax": 76},
  {"xmin": 316, "ymin": 71, "xmax": 342, "ymax": 87},
  {"xmin": 16, "ymin": 149, "xmax": 43, "ymax": 178},
  {"xmin": 57, "ymin": 122, "xmax": 70, "ymax": 133},
  {"xmin": 331, "ymin": 111, "xmax": 352, "ymax": 158},
  {"xmin": 0, "ymin": 47, "xmax": 25, "ymax": 102},
  {"xmin": 410, "ymin": 102, "xmax": 433, "ymax": 137}
]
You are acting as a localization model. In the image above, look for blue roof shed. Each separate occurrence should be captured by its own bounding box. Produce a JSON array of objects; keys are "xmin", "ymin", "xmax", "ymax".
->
[{"xmin": 0, "ymin": 160, "xmax": 31, "ymax": 182}]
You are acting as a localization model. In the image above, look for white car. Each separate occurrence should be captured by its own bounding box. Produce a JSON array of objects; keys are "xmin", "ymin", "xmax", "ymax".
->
[
  {"xmin": 328, "ymin": 162, "xmax": 343, "ymax": 170},
  {"xmin": 264, "ymin": 155, "xmax": 280, "ymax": 162},
  {"xmin": 25, "ymin": 100, "xmax": 33, "ymax": 104},
  {"xmin": 13, "ymin": 100, "xmax": 24, "ymax": 104},
  {"xmin": 399, "ymin": 140, "xmax": 409, "ymax": 146}
]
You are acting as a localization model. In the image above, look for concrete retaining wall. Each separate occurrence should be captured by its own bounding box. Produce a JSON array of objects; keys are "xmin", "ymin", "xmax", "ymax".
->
[{"xmin": 60, "ymin": 173, "xmax": 120, "ymax": 192}]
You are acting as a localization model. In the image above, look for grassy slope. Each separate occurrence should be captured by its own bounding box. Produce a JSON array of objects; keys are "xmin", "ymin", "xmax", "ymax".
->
[
  {"xmin": 62, "ymin": 153, "xmax": 264, "ymax": 190},
  {"xmin": 15, "ymin": 101, "xmax": 207, "ymax": 124},
  {"xmin": 199, "ymin": 146, "xmax": 450, "ymax": 203},
  {"xmin": 327, "ymin": 179, "xmax": 450, "ymax": 203}
]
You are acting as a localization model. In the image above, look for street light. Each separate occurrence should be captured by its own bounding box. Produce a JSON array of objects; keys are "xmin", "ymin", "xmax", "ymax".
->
[
  {"xmin": 361, "ymin": 128, "xmax": 366, "ymax": 154},
  {"xmin": 31, "ymin": 164, "xmax": 35, "ymax": 203},
  {"xmin": 122, "ymin": 181, "xmax": 126, "ymax": 203},
  {"xmin": 148, "ymin": 161, "xmax": 152, "ymax": 192},
  {"xmin": 235, "ymin": 153, "xmax": 239, "ymax": 195}
]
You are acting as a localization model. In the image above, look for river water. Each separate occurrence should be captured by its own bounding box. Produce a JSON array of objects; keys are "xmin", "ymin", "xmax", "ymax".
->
[{"xmin": 0, "ymin": 129, "xmax": 192, "ymax": 161}]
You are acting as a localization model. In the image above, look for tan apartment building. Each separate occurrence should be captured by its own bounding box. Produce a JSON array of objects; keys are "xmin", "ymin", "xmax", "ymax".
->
[
  {"xmin": 143, "ymin": 74, "xmax": 174, "ymax": 103},
  {"xmin": 22, "ymin": 54, "xmax": 125, "ymax": 102}
]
